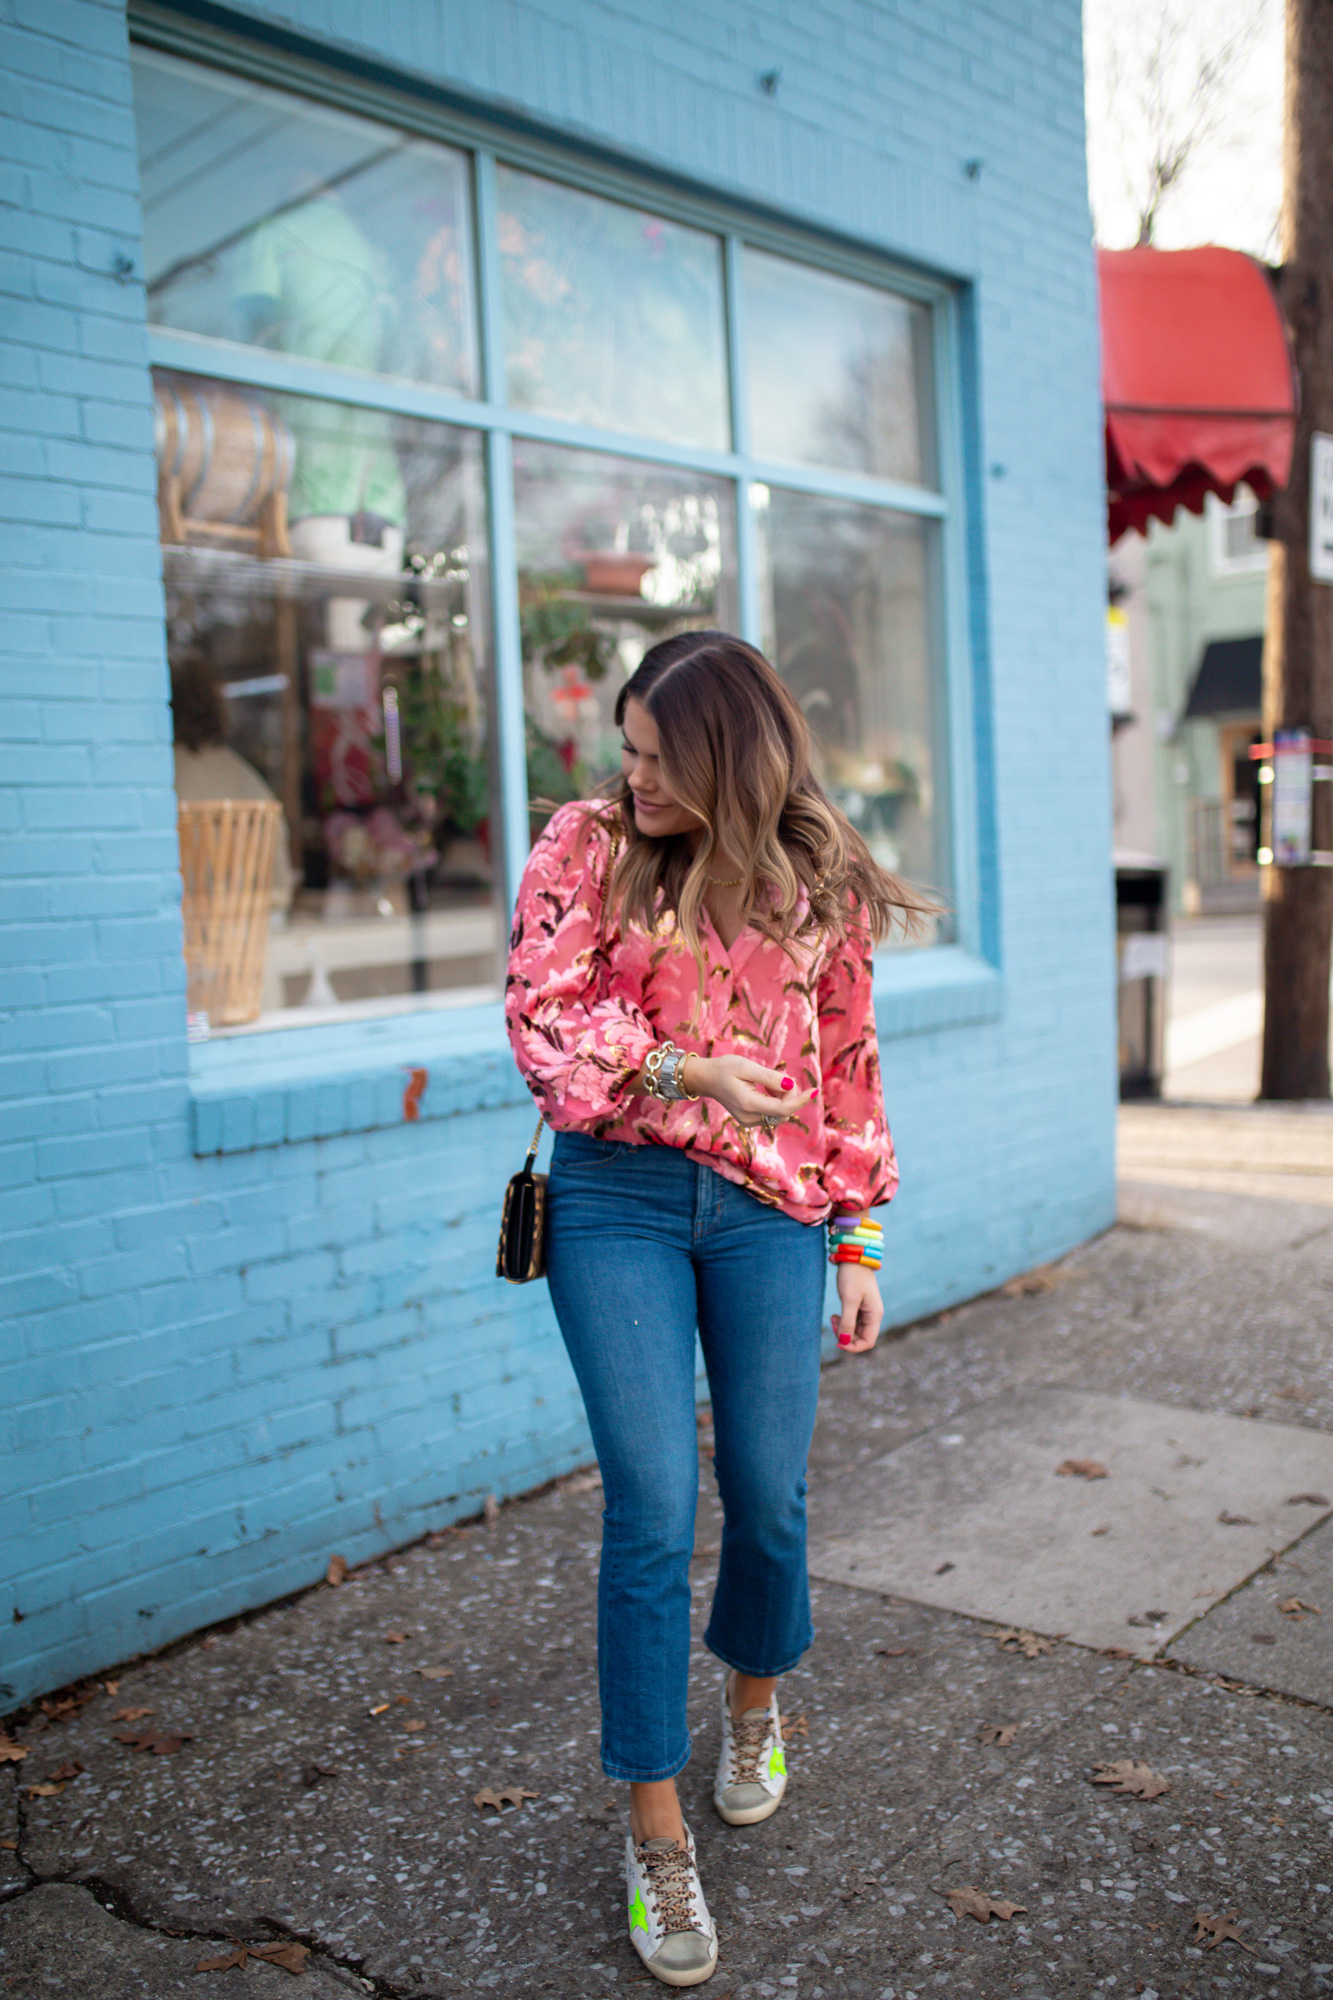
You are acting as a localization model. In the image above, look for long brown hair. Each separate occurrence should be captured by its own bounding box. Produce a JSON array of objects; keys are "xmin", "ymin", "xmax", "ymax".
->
[{"xmin": 583, "ymin": 630, "xmax": 938, "ymax": 967}]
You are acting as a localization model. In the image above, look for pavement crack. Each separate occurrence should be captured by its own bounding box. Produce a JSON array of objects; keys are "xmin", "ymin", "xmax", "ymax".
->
[{"xmin": 18, "ymin": 1870, "xmax": 418, "ymax": 2000}]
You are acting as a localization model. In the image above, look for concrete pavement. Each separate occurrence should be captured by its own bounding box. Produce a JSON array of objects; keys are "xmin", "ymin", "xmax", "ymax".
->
[{"xmin": 3, "ymin": 1101, "xmax": 1332, "ymax": 1999}]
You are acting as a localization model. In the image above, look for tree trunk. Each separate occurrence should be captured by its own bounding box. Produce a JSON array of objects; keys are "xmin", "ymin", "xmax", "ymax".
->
[{"xmin": 1260, "ymin": 0, "xmax": 1333, "ymax": 1101}]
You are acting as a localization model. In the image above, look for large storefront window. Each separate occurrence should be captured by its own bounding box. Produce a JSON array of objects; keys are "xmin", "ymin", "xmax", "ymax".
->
[{"xmin": 133, "ymin": 42, "xmax": 961, "ymax": 1033}]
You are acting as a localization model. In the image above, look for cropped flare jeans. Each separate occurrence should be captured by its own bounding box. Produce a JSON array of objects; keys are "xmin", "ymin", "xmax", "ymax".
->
[{"xmin": 544, "ymin": 1130, "xmax": 827, "ymax": 1783}]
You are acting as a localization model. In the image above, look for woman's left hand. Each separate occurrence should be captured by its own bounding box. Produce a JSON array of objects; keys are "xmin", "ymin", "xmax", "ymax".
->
[{"xmin": 831, "ymin": 1265, "xmax": 883, "ymax": 1353}]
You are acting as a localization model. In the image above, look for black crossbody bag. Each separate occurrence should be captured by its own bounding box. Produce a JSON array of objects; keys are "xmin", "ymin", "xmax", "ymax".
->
[
  {"xmin": 496, "ymin": 1112, "xmax": 548, "ymax": 1284},
  {"xmin": 496, "ymin": 817, "xmax": 622, "ymax": 1284}
]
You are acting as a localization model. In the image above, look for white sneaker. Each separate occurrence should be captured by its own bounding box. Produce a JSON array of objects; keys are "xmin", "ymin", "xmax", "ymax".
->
[
  {"xmin": 624, "ymin": 1820, "xmax": 719, "ymax": 1987},
  {"xmin": 713, "ymin": 1671, "xmax": 788, "ymax": 1826}
]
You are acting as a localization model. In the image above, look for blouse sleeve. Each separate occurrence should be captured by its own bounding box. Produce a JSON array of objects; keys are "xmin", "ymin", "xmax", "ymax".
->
[
  {"xmin": 817, "ymin": 903, "xmax": 898, "ymax": 1213},
  {"xmin": 504, "ymin": 803, "xmax": 659, "ymax": 1123}
]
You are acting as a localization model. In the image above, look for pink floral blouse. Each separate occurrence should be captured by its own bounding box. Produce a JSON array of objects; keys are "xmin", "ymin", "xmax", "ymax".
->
[{"xmin": 504, "ymin": 802, "xmax": 898, "ymax": 1225}]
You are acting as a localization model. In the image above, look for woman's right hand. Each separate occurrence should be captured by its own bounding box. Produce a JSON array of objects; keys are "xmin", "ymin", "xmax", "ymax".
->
[{"xmin": 684, "ymin": 1053, "xmax": 813, "ymax": 1127}]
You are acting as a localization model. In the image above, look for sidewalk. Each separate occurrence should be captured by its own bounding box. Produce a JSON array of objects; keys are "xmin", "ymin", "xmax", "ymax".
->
[{"xmin": 3, "ymin": 1105, "xmax": 1332, "ymax": 2000}]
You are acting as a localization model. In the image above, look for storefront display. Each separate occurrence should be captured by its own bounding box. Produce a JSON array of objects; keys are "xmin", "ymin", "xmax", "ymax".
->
[{"xmin": 134, "ymin": 42, "xmax": 954, "ymax": 1030}]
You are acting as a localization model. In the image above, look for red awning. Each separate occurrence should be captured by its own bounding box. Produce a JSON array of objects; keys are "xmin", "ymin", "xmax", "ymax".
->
[{"xmin": 1100, "ymin": 246, "xmax": 1297, "ymax": 543}]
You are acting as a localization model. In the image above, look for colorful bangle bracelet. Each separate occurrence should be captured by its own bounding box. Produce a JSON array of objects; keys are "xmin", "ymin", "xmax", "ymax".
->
[{"xmin": 827, "ymin": 1211, "xmax": 883, "ymax": 1269}]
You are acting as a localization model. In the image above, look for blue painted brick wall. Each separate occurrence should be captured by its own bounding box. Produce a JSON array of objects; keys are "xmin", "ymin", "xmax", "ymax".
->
[{"xmin": 1, "ymin": 0, "xmax": 1113, "ymax": 1706}]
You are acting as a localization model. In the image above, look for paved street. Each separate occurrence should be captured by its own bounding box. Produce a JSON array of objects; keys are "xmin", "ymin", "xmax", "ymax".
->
[
  {"xmin": 3, "ymin": 1103, "xmax": 1333, "ymax": 2000},
  {"xmin": 1164, "ymin": 913, "xmax": 1333, "ymax": 1103}
]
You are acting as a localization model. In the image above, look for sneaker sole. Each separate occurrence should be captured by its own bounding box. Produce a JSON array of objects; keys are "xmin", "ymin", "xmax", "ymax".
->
[
  {"xmin": 712, "ymin": 1788, "xmax": 784, "ymax": 1827},
  {"xmin": 632, "ymin": 1941, "xmax": 720, "ymax": 1988}
]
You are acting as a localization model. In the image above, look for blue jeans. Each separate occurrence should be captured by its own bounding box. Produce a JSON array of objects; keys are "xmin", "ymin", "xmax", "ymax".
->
[{"xmin": 545, "ymin": 1131, "xmax": 827, "ymax": 1782}]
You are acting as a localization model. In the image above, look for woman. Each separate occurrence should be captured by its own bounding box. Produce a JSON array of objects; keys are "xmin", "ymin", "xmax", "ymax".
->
[{"xmin": 505, "ymin": 631, "xmax": 930, "ymax": 1987}]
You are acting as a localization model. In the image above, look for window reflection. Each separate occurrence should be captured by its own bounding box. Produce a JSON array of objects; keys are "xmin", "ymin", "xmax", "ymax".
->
[
  {"xmin": 514, "ymin": 442, "xmax": 738, "ymax": 820},
  {"xmin": 756, "ymin": 487, "xmax": 950, "ymax": 934},
  {"xmin": 157, "ymin": 371, "xmax": 497, "ymax": 1022},
  {"xmin": 134, "ymin": 50, "xmax": 478, "ymax": 396},
  {"xmin": 744, "ymin": 249, "xmax": 936, "ymax": 487},
  {"xmin": 498, "ymin": 168, "xmax": 729, "ymax": 449}
]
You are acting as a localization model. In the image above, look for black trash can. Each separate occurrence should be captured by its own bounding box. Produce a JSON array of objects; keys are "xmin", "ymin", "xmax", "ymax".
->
[{"xmin": 1115, "ymin": 853, "xmax": 1169, "ymax": 1100}]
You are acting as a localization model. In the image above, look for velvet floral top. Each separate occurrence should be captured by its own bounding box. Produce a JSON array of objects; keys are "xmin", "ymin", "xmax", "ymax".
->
[{"xmin": 504, "ymin": 802, "xmax": 897, "ymax": 1226}]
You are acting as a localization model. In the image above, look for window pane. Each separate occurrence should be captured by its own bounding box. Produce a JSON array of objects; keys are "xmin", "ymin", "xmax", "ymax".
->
[
  {"xmin": 743, "ymin": 249, "xmax": 936, "ymax": 486},
  {"xmin": 514, "ymin": 441, "xmax": 737, "ymax": 818},
  {"xmin": 157, "ymin": 371, "xmax": 498, "ymax": 1026},
  {"xmin": 498, "ymin": 168, "xmax": 729, "ymax": 449},
  {"xmin": 755, "ymin": 486, "xmax": 951, "ymax": 936},
  {"xmin": 133, "ymin": 50, "xmax": 479, "ymax": 397}
]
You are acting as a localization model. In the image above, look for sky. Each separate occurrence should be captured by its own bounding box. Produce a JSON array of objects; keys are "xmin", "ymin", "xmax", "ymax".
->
[{"xmin": 1083, "ymin": 0, "xmax": 1284, "ymax": 258}]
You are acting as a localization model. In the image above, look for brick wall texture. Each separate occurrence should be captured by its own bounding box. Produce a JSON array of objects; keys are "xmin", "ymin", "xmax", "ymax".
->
[{"xmin": 0, "ymin": 0, "xmax": 1113, "ymax": 1705}]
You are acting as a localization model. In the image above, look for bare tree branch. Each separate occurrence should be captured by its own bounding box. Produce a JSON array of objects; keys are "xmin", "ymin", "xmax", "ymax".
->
[{"xmin": 1086, "ymin": 0, "xmax": 1275, "ymax": 247}]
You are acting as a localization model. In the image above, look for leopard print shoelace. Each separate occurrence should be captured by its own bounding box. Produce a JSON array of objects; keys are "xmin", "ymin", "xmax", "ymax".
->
[
  {"xmin": 730, "ymin": 1709, "xmax": 771, "ymax": 1783},
  {"xmin": 636, "ymin": 1840, "xmax": 701, "ymax": 1932}
]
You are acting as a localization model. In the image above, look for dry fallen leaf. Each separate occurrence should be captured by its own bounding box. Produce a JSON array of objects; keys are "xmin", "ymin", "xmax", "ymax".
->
[
  {"xmin": 0, "ymin": 1739, "xmax": 29, "ymax": 1764},
  {"xmin": 1000, "ymin": 1266, "xmax": 1057, "ymax": 1297},
  {"xmin": 994, "ymin": 1626, "xmax": 1058, "ymax": 1658},
  {"xmin": 473, "ymin": 1785, "xmax": 538, "ymax": 1812},
  {"xmin": 41, "ymin": 1689, "xmax": 97, "ymax": 1721},
  {"xmin": 1091, "ymin": 1759, "xmax": 1171, "ymax": 1800},
  {"xmin": 0, "ymin": 1839, "xmax": 16, "ymax": 1851},
  {"xmin": 402, "ymin": 1719, "xmax": 426, "ymax": 1734},
  {"xmin": 44, "ymin": 1761, "xmax": 83, "ymax": 1784},
  {"xmin": 1192, "ymin": 1910, "xmax": 1255, "ymax": 1953},
  {"xmin": 197, "ymin": 1940, "xmax": 309, "ymax": 1976},
  {"xmin": 416, "ymin": 1665, "xmax": 454, "ymax": 1680},
  {"xmin": 112, "ymin": 1706, "xmax": 155, "ymax": 1722},
  {"xmin": 383, "ymin": 1629, "xmax": 411, "ymax": 1644},
  {"xmin": 1286, "ymin": 1492, "xmax": 1330, "ymax": 1507},
  {"xmin": 978, "ymin": 1723, "xmax": 1018, "ymax": 1747},
  {"xmin": 1278, "ymin": 1596, "xmax": 1321, "ymax": 1616},
  {"xmin": 780, "ymin": 1713, "xmax": 808, "ymax": 1740},
  {"xmin": 876, "ymin": 1645, "xmax": 913, "ymax": 1659},
  {"xmin": 24, "ymin": 1782, "xmax": 65, "ymax": 1798},
  {"xmin": 301, "ymin": 1763, "xmax": 338, "ymax": 1789},
  {"xmin": 113, "ymin": 1730, "xmax": 191, "ymax": 1755},
  {"xmin": 1218, "ymin": 1510, "xmax": 1254, "ymax": 1526},
  {"xmin": 326, "ymin": 1554, "xmax": 347, "ymax": 1587},
  {"xmin": 945, "ymin": 1885, "xmax": 1027, "ymax": 1923},
  {"xmin": 1056, "ymin": 1459, "xmax": 1108, "ymax": 1480}
]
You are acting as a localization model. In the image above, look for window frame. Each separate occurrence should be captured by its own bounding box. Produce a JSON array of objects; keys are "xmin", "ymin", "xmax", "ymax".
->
[{"xmin": 130, "ymin": 5, "xmax": 985, "ymax": 1022}]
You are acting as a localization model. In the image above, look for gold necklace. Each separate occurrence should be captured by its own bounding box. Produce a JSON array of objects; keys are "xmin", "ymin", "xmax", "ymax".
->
[{"xmin": 707, "ymin": 875, "xmax": 743, "ymax": 888}]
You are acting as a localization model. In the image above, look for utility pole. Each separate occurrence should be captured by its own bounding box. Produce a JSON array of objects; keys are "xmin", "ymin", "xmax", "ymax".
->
[{"xmin": 1261, "ymin": 0, "xmax": 1333, "ymax": 1100}]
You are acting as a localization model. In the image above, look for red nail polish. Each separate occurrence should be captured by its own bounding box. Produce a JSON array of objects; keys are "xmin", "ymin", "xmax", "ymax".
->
[
  {"xmin": 781, "ymin": 1076, "xmax": 794, "ymax": 1090},
  {"xmin": 837, "ymin": 1333, "xmax": 851, "ymax": 1347}
]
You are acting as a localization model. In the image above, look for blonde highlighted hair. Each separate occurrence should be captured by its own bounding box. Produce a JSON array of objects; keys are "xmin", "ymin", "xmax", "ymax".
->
[{"xmin": 577, "ymin": 630, "xmax": 938, "ymax": 966}]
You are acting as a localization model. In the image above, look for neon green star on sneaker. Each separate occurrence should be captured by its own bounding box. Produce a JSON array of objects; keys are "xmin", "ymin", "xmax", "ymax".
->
[
  {"xmin": 624, "ymin": 1821, "xmax": 719, "ymax": 1987},
  {"xmin": 713, "ymin": 1671, "xmax": 789, "ymax": 1826}
]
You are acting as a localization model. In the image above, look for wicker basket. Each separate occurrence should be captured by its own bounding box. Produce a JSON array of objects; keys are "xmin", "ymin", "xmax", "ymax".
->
[{"xmin": 178, "ymin": 800, "xmax": 282, "ymax": 1027}]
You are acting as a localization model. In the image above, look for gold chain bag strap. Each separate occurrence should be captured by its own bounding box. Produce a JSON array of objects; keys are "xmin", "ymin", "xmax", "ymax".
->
[{"xmin": 497, "ymin": 812, "xmax": 623, "ymax": 1284}]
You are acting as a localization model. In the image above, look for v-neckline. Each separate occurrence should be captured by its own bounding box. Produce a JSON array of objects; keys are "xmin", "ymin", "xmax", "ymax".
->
[{"xmin": 702, "ymin": 898, "xmax": 756, "ymax": 966}]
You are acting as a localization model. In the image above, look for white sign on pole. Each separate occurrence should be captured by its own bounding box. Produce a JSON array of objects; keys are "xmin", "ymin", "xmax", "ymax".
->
[
  {"xmin": 1310, "ymin": 433, "xmax": 1333, "ymax": 582},
  {"xmin": 1272, "ymin": 729, "xmax": 1313, "ymax": 865}
]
